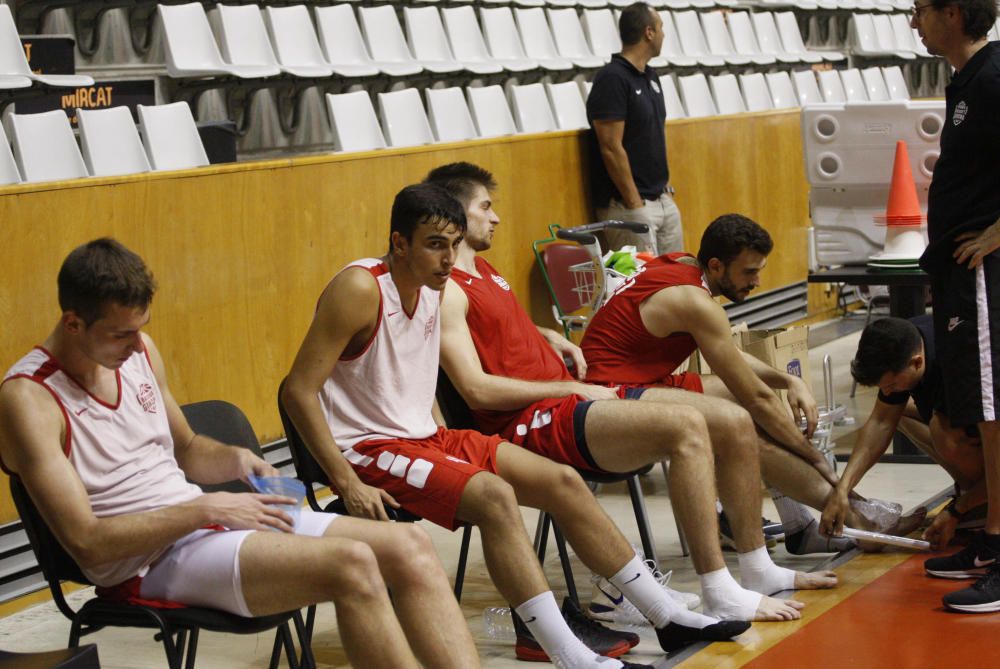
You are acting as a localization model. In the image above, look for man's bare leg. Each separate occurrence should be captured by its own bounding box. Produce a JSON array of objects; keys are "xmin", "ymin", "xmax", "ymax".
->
[{"xmin": 237, "ymin": 531, "xmax": 422, "ymax": 669}]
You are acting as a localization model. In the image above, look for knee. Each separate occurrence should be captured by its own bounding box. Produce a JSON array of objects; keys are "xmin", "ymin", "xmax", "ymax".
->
[
  {"xmin": 331, "ymin": 540, "xmax": 385, "ymax": 599},
  {"xmin": 667, "ymin": 406, "xmax": 712, "ymax": 457},
  {"xmin": 465, "ymin": 474, "xmax": 520, "ymax": 526},
  {"xmin": 390, "ymin": 522, "xmax": 436, "ymax": 563},
  {"xmin": 714, "ymin": 404, "xmax": 756, "ymax": 450}
]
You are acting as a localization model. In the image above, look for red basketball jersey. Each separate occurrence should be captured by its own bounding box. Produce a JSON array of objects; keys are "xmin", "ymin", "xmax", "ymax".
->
[{"xmin": 582, "ymin": 253, "xmax": 709, "ymax": 385}]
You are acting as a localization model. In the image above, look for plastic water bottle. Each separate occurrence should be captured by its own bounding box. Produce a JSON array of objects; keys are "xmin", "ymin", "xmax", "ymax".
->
[{"xmin": 482, "ymin": 606, "xmax": 515, "ymax": 642}]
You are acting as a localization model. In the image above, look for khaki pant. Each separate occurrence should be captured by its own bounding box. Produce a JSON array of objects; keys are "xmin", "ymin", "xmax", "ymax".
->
[{"xmin": 597, "ymin": 191, "xmax": 683, "ymax": 255}]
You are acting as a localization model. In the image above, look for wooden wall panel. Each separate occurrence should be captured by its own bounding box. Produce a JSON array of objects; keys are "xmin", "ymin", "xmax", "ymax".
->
[{"xmin": 0, "ymin": 112, "xmax": 809, "ymax": 527}]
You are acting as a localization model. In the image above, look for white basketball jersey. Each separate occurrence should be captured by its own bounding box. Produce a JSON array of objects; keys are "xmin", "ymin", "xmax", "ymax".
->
[
  {"xmin": 3, "ymin": 347, "xmax": 203, "ymax": 586},
  {"xmin": 320, "ymin": 259, "xmax": 440, "ymax": 452}
]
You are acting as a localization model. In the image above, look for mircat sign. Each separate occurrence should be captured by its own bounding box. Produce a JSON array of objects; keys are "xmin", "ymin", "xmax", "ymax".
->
[{"xmin": 17, "ymin": 36, "xmax": 155, "ymax": 125}]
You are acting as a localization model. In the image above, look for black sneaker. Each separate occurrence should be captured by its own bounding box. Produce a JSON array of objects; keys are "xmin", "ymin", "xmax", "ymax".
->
[
  {"xmin": 656, "ymin": 619, "xmax": 752, "ymax": 653},
  {"xmin": 925, "ymin": 533, "xmax": 998, "ymax": 579},
  {"xmin": 562, "ymin": 596, "xmax": 640, "ymax": 649},
  {"xmin": 943, "ymin": 564, "xmax": 1000, "ymax": 613},
  {"xmin": 512, "ymin": 604, "xmax": 631, "ymax": 662},
  {"xmin": 719, "ymin": 511, "xmax": 777, "ymax": 550}
]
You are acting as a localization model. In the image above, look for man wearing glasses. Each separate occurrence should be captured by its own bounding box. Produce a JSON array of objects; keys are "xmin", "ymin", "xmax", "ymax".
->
[{"xmin": 911, "ymin": 0, "xmax": 1000, "ymax": 613}]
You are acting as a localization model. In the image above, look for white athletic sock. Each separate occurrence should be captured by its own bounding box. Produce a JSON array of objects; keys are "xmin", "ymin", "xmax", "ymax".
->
[
  {"xmin": 515, "ymin": 592, "xmax": 620, "ymax": 669},
  {"xmin": 738, "ymin": 545, "xmax": 796, "ymax": 595},
  {"xmin": 609, "ymin": 556, "xmax": 718, "ymax": 629},
  {"xmin": 700, "ymin": 567, "xmax": 764, "ymax": 621},
  {"xmin": 768, "ymin": 487, "xmax": 814, "ymax": 535}
]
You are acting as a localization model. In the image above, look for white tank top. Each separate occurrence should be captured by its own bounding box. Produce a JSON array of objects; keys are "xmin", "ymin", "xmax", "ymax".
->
[
  {"xmin": 3, "ymin": 347, "xmax": 203, "ymax": 586},
  {"xmin": 320, "ymin": 259, "xmax": 440, "ymax": 452}
]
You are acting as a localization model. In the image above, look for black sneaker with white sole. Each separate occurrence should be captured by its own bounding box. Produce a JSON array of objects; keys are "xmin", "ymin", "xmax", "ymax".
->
[
  {"xmin": 943, "ymin": 563, "xmax": 1000, "ymax": 613},
  {"xmin": 925, "ymin": 533, "xmax": 998, "ymax": 579}
]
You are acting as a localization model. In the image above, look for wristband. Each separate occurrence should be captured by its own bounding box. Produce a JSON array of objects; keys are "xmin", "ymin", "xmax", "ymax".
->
[{"xmin": 944, "ymin": 497, "xmax": 964, "ymax": 521}]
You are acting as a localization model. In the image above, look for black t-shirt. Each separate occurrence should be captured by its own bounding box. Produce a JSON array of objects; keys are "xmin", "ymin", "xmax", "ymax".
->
[
  {"xmin": 877, "ymin": 314, "xmax": 942, "ymax": 422},
  {"xmin": 921, "ymin": 41, "xmax": 1000, "ymax": 271},
  {"xmin": 586, "ymin": 54, "xmax": 669, "ymax": 208}
]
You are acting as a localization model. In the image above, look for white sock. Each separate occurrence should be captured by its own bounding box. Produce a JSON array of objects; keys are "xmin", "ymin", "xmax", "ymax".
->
[
  {"xmin": 515, "ymin": 592, "xmax": 620, "ymax": 669},
  {"xmin": 700, "ymin": 567, "xmax": 764, "ymax": 621},
  {"xmin": 768, "ymin": 487, "xmax": 814, "ymax": 534},
  {"xmin": 738, "ymin": 545, "xmax": 796, "ymax": 595},
  {"xmin": 609, "ymin": 555, "xmax": 718, "ymax": 629}
]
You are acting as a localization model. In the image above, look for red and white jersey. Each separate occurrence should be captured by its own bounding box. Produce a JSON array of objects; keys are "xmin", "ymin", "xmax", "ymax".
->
[
  {"xmin": 2, "ymin": 347, "xmax": 203, "ymax": 586},
  {"xmin": 582, "ymin": 253, "xmax": 709, "ymax": 385},
  {"xmin": 452, "ymin": 257, "xmax": 574, "ymax": 435},
  {"xmin": 320, "ymin": 259, "xmax": 439, "ymax": 451}
]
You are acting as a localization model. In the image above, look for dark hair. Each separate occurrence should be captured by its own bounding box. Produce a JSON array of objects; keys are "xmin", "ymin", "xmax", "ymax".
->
[
  {"xmin": 57, "ymin": 238, "xmax": 156, "ymax": 324},
  {"xmin": 931, "ymin": 0, "xmax": 997, "ymax": 40},
  {"xmin": 424, "ymin": 162, "xmax": 497, "ymax": 207},
  {"xmin": 697, "ymin": 214, "xmax": 773, "ymax": 267},
  {"xmin": 619, "ymin": 2, "xmax": 656, "ymax": 46},
  {"xmin": 389, "ymin": 183, "xmax": 467, "ymax": 251},
  {"xmin": 851, "ymin": 317, "xmax": 923, "ymax": 386}
]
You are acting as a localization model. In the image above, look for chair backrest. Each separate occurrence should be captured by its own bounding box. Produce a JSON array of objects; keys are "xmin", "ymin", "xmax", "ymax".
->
[
  {"xmin": 727, "ymin": 11, "xmax": 763, "ymax": 55},
  {"xmin": 861, "ymin": 66, "xmax": 890, "ymax": 101},
  {"xmin": 750, "ymin": 12, "xmax": 786, "ymax": 57},
  {"xmin": 277, "ymin": 378, "xmax": 331, "ymax": 512},
  {"xmin": 840, "ymin": 68, "xmax": 868, "ymax": 102},
  {"xmin": 5, "ymin": 110, "xmax": 88, "ymax": 183},
  {"xmin": 509, "ymin": 83, "xmax": 557, "ymax": 133},
  {"xmin": 315, "ymin": 4, "xmax": 373, "ymax": 65},
  {"xmin": 466, "ymin": 85, "xmax": 517, "ymax": 137},
  {"xmin": 180, "ymin": 400, "xmax": 262, "ymax": 494},
  {"xmin": 137, "ymin": 102, "xmax": 209, "ymax": 171},
  {"xmin": 871, "ymin": 14, "xmax": 899, "ymax": 52},
  {"xmin": 435, "ymin": 368, "xmax": 477, "ymax": 431},
  {"xmin": 678, "ymin": 73, "xmax": 717, "ymax": 117},
  {"xmin": 481, "ymin": 7, "xmax": 529, "ymax": 60},
  {"xmin": 265, "ymin": 5, "xmax": 333, "ymax": 74},
  {"xmin": 882, "ymin": 65, "xmax": 910, "ymax": 100},
  {"xmin": 817, "ymin": 69, "xmax": 846, "ymax": 103},
  {"xmin": 77, "ymin": 106, "xmax": 151, "ymax": 177},
  {"xmin": 710, "ymin": 73, "xmax": 746, "ymax": 115},
  {"xmin": 792, "ymin": 69, "xmax": 823, "ymax": 105},
  {"xmin": 673, "ymin": 11, "xmax": 712, "ymax": 57},
  {"xmin": 212, "ymin": 4, "xmax": 278, "ymax": 68},
  {"xmin": 159, "ymin": 2, "xmax": 230, "ymax": 76},
  {"xmin": 581, "ymin": 9, "xmax": 620, "ymax": 60},
  {"xmin": 442, "ymin": 6, "xmax": 492, "ymax": 61},
  {"xmin": 546, "ymin": 81, "xmax": 588, "ymax": 130},
  {"xmin": 660, "ymin": 75, "xmax": 686, "ymax": 119},
  {"xmin": 378, "ymin": 88, "xmax": 434, "ymax": 147},
  {"xmin": 514, "ymin": 8, "xmax": 560, "ymax": 60},
  {"xmin": 658, "ymin": 11, "xmax": 687, "ymax": 59},
  {"xmin": 426, "ymin": 87, "xmax": 479, "ymax": 142},
  {"xmin": 889, "ymin": 13, "xmax": 916, "ymax": 51},
  {"xmin": 774, "ymin": 11, "xmax": 808, "ymax": 53},
  {"xmin": 700, "ymin": 10, "xmax": 738, "ymax": 55},
  {"xmin": 765, "ymin": 71, "xmax": 797, "ymax": 109},
  {"xmin": 404, "ymin": 7, "xmax": 455, "ymax": 62},
  {"xmin": 10, "ymin": 475, "xmax": 91, "ymax": 623},
  {"xmin": 358, "ymin": 5, "xmax": 413, "ymax": 63},
  {"xmin": 740, "ymin": 73, "xmax": 773, "ymax": 112},
  {"xmin": 0, "ymin": 123, "xmax": 21, "ymax": 185},
  {"xmin": 326, "ymin": 91, "xmax": 386, "ymax": 152},
  {"xmin": 541, "ymin": 242, "xmax": 595, "ymax": 314},
  {"xmin": 0, "ymin": 5, "xmax": 34, "ymax": 77},
  {"xmin": 851, "ymin": 13, "xmax": 880, "ymax": 52},
  {"xmin": 547, "ymin": 8, "xmax": 596, "ymax": 59}
]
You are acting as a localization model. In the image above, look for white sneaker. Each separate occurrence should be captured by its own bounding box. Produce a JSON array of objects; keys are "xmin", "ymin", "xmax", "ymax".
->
[{"xmin": 588, "ymin": 562, "xmax": 701, "ymax": 626}]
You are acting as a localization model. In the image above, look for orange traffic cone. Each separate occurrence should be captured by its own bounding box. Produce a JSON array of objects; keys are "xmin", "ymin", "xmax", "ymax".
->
[{"xmin": 884, "ymin": 140, "xmax": 922, "ymax": 226}]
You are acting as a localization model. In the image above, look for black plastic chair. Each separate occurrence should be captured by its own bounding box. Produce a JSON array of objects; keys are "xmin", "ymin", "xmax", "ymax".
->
[
  {"xmin": 276, "ymin": 378, "xmax": 474, "ymax": 600},
  {"xmin": 436, "ymin": 367, "xmax": 661, "ymax": 605},
  {"xmin": 0, "ymin": 645, "xmax": 99, "ymax": 669},
  {"xmin": 10, "ymin": 474, "xmax": 307, "ymax": 669}
]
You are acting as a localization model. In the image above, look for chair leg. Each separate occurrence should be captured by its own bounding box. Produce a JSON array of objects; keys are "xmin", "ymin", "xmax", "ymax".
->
[
  {"xmin": 269, "ymin": 630, "xmax": 284, "ymax": 669},
  {"xmin": 453, "ymin": 525, "xmax": 473, "ymax": 601},
  {"xmin": 293, "ymin": 610, "xmax": 315, "ymax": 669},
  {"xmin": 627, "ymin": 476, "xmax": 660, "ymax": 566},
  {"xmin": 157, "ymin": 629, "xmax": 182, "ymax": 669},
  {"xmin": 659, "ymin": 461, "xmax": 689, "ymax": 557},
  {"xmin": 533, "ymin": 512, "xmax": 552, "ymax": 563},
  {"xmin": 279, "ymin": 622, "xmax": 302, "ymax": 669},
  {"xmin": 182, "ymin": 629, "xmax": 199, "ymax": 669},
  {"xmin": 551, "ymin": 522, "xmax": 578, "ymax": 605}
]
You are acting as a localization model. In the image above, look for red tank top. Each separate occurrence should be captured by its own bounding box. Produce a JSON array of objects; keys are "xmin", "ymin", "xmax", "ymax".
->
[
  {"xmin": 452, "ymin": 257, "xmax": 572, "ymax": 435},
  {"xmin": 582, "ymin": 253, "xmax": 709, "ymax": 385}
]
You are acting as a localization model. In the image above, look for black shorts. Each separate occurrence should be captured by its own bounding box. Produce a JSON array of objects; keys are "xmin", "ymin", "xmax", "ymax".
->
[{"xmin": 931, "ymin": 251, "xmax": 1000, "ymax": 426}]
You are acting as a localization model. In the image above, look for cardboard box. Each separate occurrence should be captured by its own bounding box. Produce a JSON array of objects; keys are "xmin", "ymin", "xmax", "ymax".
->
[
  {"xmin": 740, "ymin": 327, "xmax": 810, "ymax": 386},
  {"xmin": 686, "ymin": 322, "xmax": 748, "ymax": 375}
]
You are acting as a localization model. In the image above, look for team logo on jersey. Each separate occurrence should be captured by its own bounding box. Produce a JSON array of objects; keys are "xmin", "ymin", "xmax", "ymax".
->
[
  {"xmin": 490, "ymin": 274, "xmax": 511, "ymax": 291},
  {"xmin": 953, "ymin": 100, "xmax": 968, "ymax": 126},
  {"xmin": 136, "ymin": 383, "xmax": 158, "ymax": 413},
  {"xmin": 651, "ymin": 80, "xmax": 661, "ymax": 95},
  {"xmin": 424, "ymin": 314, "xmax": 437, "ymax": 340}
]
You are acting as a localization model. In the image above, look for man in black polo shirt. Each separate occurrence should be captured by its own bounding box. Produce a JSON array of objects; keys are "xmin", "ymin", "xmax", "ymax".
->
[
  {"xmin": 819, "ymin": 316, "xmax": 985, "ymax": 553},
  {"xmin": 587, "ymin": 2, "xmax": 682, "ymax": 254},
  {"xmin": 913, "ymin": 0, "xmax": 1000, "ymax": 612}
]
